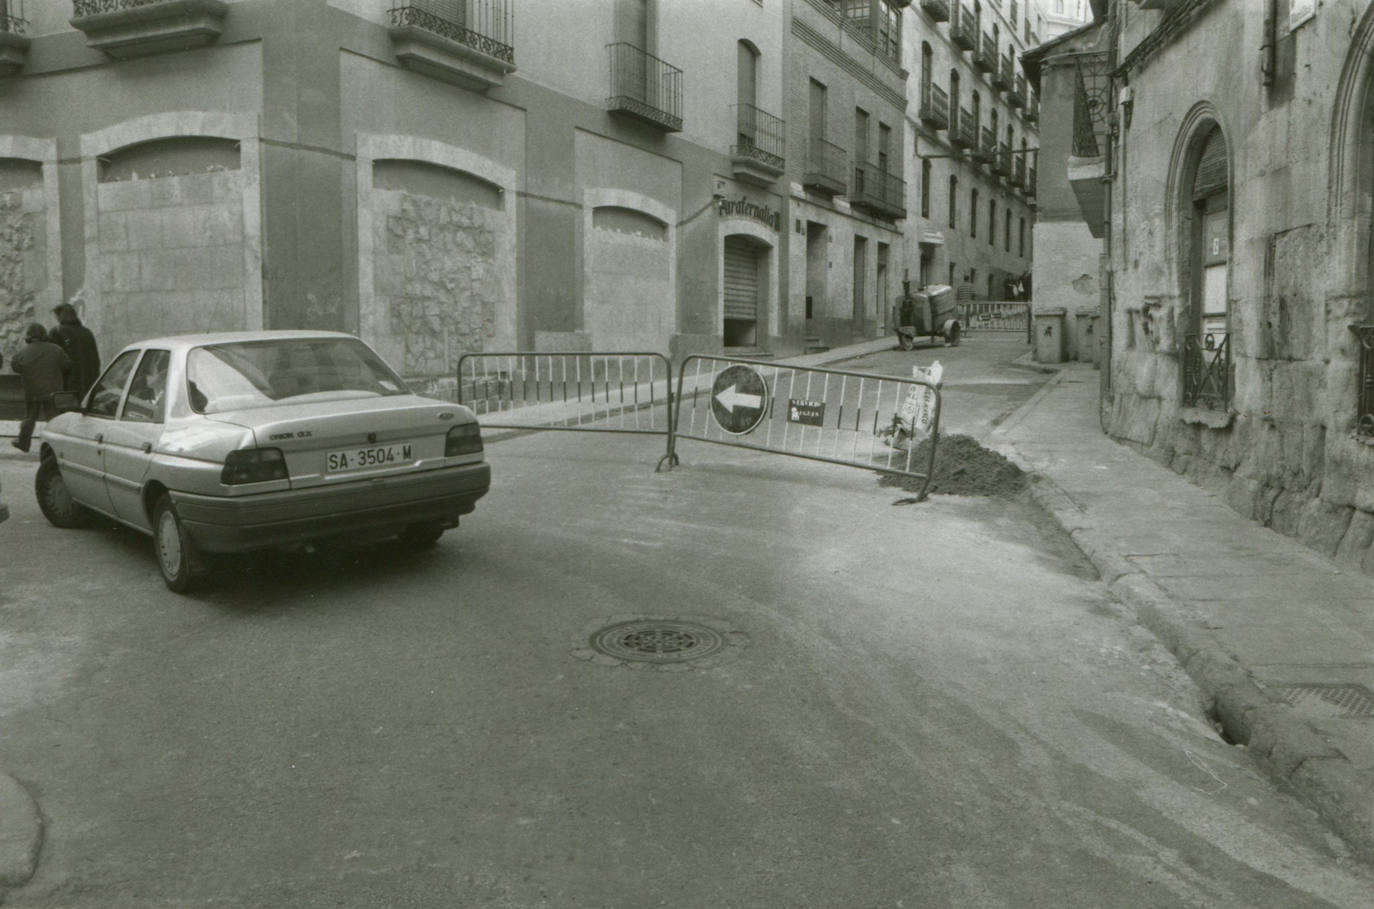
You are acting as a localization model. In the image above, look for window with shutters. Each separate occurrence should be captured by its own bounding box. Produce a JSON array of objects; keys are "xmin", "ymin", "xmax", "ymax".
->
[{"xmin": 723, "ymin": 235, "xmax": 764, "ymax": 346}]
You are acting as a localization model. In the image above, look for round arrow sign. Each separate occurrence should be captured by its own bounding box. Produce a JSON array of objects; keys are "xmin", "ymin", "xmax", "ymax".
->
[{"xmin": 710, "ymin": 364, "xmax": 769, "ymax": 435}]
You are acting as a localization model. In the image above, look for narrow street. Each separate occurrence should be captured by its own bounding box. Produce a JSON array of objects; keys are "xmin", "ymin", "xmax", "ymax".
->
[{"xmin": 1, "ymin": 354, "xmax": 1370, "ymax": 906}]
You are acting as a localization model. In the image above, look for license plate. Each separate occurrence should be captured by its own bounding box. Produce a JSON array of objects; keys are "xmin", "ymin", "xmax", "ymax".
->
[{"xmin": 326, "ymin": 441, "xmax": 414, "ymax": 473}]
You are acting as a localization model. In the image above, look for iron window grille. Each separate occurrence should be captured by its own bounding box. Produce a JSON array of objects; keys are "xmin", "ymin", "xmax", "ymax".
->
[
  {"xmin": 1182, "ymin": 332, "xmax": 1232, "ymax": 411},
  {"xmin": 1354, "ymin": 325, "xmax": 1374, "ymax": 436},
  {"xmin": 1072, "ymin": 52, "xmax": 1113, "ymax": 161},
  {"xmin": 388, "ymin": 1, "xmax": 514, "ymax": 66}
]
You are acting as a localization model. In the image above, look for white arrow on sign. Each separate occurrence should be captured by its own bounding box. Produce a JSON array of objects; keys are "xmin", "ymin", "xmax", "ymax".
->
[{"xmin": 715, "ymin": 384, "xmax": 762, "ymax": 413}]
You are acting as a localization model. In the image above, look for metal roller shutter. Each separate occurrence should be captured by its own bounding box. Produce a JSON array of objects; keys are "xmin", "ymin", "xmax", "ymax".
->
[{"xmin": 724, "ymin": 238, "xmax": 759, "ymax": 321}]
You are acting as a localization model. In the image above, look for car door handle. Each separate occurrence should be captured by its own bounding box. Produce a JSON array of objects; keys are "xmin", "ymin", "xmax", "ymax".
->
[{"xmin": 142, "ymin": 442, "xmax": 153, "ymax": 453}]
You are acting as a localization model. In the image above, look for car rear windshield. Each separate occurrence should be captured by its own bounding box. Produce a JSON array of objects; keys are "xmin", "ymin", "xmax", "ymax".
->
[{"xmin": 187, "ymin": 338, "xmax": 411, "ymax": 414}]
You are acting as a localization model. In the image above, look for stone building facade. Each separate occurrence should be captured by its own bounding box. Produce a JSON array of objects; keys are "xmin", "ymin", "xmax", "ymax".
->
[{"xmin": 1044, "ymin": 0, "xmax": 1374, "ymax": 575}]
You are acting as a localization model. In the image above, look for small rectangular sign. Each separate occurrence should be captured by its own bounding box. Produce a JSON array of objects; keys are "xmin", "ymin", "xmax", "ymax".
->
[{"xmin": 788, "ymin": 399, "xmax": 825, "ymax": 426}]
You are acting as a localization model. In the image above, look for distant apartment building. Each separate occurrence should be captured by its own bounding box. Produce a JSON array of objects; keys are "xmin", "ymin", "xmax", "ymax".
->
[
  {"xmin": 0, "ymin": 0, "xmax": 1032, "ymax": 379},
  {"xmin": 904, "ymin": 0, "xmax": 1039, "ymax": 303}
]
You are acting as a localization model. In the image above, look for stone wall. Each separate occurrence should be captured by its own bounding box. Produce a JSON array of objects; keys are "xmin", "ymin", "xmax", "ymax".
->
[
  {"xmin": 371, "ymin": 189, "xmax": 506, "ymax": 379},
  {"xmin": 95, "ymin": 170, "xmax": 247, "ymax": 353},
  {"xmin": 0, "ymin": 185, "xmax": 46, "ymax": 358},
  {"xmin": 1101, "ymin": 3, "xmax": 1374, "ymax": 577}
]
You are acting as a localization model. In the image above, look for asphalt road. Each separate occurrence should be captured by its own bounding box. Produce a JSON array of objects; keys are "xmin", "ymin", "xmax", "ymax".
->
[{"xmin": 0, "ymin": 358, "xmax": 1372, "ymax": 906}]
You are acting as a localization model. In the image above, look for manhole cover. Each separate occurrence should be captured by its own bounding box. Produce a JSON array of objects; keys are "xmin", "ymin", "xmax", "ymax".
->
[
  {"xmin": 591, "ymin": 619, "xmax": 724, "ymax": 663},
  {"xmin": 1271, "ymin": 683, "xmax": 1374, "ymax": 719},
  {"xmin": 572, "ymin": 615, "xmax": 745, "ymax": 671}
]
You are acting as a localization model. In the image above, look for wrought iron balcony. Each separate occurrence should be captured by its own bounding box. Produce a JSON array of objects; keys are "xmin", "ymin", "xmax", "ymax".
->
[
  {"xmin": 70, "ymin": 0, "xmax": 229, "ymax": 59},
  {"xmin": 607, "ymin": 42, "xmax": 683, "ymax": 132},
  {"xmin": 1012, "ymin": 156, "xmax": 1026, "ymax": 188},
  {"xmin": 0, "ymin": 0, "xmax": 28, "ymax": 76},
  {"xmin": 975, "ymin": 33, "xmax": 996, "ymax": 72},
  {"xmin": 731, "ymin": 103, "xmax": 785, "ymax": 186},
  {"xmin": 981, "ymin": 126, "xmax": 997, "ymax": 164},
  {"xmin": 851, "ymin": 163, "xmax": 905, "ymax": 220},
  {"xmin": 996, "ymin": 143, "xmax": 1012, "ymax": 176},
  {"xmin": 388, "ymin": 1, "xmax": 515, "ymax": 90},
  {"xmin": 1009, "ymin": 73, "xmax": 1026, "ymax": 108},
  {"xmin": 919, "ymin": 83, "xmax": 949, "ymax": 130},
  {"xmin": 993, "ymin": 53, "xmax": 1012, "ymax": 90},
  {"xmin": 951, "ymin": 5, "xmax": 976, "ymax": 50},
  {"xmin": 1182, "ymin": 332, "xmax": 1231, "ymax": 411},
  {"xmin": 919, "ymin": 0, "xmax": 950, "ymax": 22},
  {"xmin": 950, "ymin": 107, "xmax": 975, "ymax": 149},
  {"xmin": 1027, "ymin": 165, "xmax": 1036, "ymax": 196},
  {"xmin": 803, "ymin": 136, "xmax": 848, "ymax": 196},
  {"xmin": 1355, "ymin": 325, "xmax": 1374, "ymax": 437}
]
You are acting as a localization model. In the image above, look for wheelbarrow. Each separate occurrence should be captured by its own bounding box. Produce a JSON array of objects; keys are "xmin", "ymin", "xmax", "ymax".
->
[{"xmin": 893, "ymin": 282, "xmax": 961, "ymax": 350}]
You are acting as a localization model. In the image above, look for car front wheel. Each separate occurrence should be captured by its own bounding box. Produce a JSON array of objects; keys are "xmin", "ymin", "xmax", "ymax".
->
[
  {"xmin": 153, "ymin": 494, "xmax": 211, "ymax": 593},
  {"xmin": 35, "ymin": 459, "xmax": 86, "ymax": 528}
]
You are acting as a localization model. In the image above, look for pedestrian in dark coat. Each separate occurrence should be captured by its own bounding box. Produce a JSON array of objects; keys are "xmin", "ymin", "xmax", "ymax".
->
[
  {"xmin": 50, "ymin": 301, "xmax": 101, "ymax": 396},
  {"xmin": 10, "ymin": 323, "xmax": 71, "ymax": 453}
]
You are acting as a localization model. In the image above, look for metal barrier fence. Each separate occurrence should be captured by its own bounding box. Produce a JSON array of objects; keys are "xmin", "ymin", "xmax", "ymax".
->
[
  {"xmin": 957, "ymin": 300, "xmax": 1032, "ymax": 342},
  {"xmin": 456, "ymin": 352, "xmax": 675, "ymax": 443},
  {"xmin": 666, "ymin": 355, "xmax": 941, "ymax": 499}
]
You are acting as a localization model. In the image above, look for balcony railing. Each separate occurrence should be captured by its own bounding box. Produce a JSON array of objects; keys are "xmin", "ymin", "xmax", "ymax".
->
[
  {"xmin": 994, "ymin": 53, "xmax": 1012, "ymax": 90},
  {"xmin": 996, "ymin": 143, "xmax": 1012, "ymax": 176},
  {"xmin": 1012, "ymin": 156, "xmax": 1026, "ymax": 188},
  {"xmin": 0, "ymin": 0, "xmax": 28, "ymax": 76},
  {"xmin": 731, "ymin": 103, "xmax": 785, "ymax": 184},
  {"xmin": 1027, "ymin": 165, "xmax": 1036, "ymax": 195},
  {"xmin": 1355, "ymin": 325, "xmax": 1374, "ymax": 436},
  {"xmin": 388, "ymin": 1, "xmax": 515, "ymax": 89},
  {"xmin": 1009, "ymin": 73, "xmax": 1026, "ymax": 108},
  {"xmin": 803, "ymin": 136, "xmax": 848, "ymax": 196},
  {"xmin": 1, "ymin": 0, "xmax": 26, "ymax": 35},
  {"xmin": 70, "ymin": 0, "xmax": 228, "ymax": 58},
  {"xmin": 919, "ymin": 0, "xmax": 950, "ymax": 22},
  {"xmin": 1182, "ymin": 332, "xmax": 1231, "ymax": 411},
  {"xmin": 851, "ymin": 163, "xmax": 905, "ymax": 220},
  {"xmin": 951, "ymin": 5, "xmax": 976, "ymax": 50},
  {"xmin": 975, "ymin": 33, "xmax": 996, "ymax": 72},
  {"xmin": 981, "ymin": 126, "xmax": 996, "ymax": 163},
  {"xmin": 919, "ymin": 83, "xmax": 949, "ymax": 130},
  {"xmin": 951, "ymin": 107, "xmax": 975, "ymax": 149},
  {"xmin": 389, "ymin": 2, "xmax": 514, "ymax": 64},
  {"xmin": 607, "ymin": 42, "xmax": 683, "ymax": 132}
]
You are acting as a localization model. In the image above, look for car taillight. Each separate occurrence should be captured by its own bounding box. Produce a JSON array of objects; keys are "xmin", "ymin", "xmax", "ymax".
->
[
  {"xmin": 445, "ymin": 423, "xmax": 483, "ymax": 456},
  {"xmin": 221, "ymin": 448, "xmax": 289, "ymax": 485}
]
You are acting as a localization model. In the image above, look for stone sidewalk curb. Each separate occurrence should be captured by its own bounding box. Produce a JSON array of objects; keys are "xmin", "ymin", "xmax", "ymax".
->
[
  {"xmin": 0, "ymin": 771, "xmax": 41, "ymax": 895},
  {"xmin": 990, "ymin": 374, "xmax": 1374, "ymax": 864}
]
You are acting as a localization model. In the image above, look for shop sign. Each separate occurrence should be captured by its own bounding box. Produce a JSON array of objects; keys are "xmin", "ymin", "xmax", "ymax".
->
[{"xmin": 717, "ymin": 196, "xmax": 781, "ymax": 231}]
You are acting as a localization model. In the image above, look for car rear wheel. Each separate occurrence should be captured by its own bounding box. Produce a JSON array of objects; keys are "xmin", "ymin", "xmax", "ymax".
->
[
  {"xmin": 153, "ymin": 494, "xmax": 211, "ymax": 593},
  {"xmin": 398, "ymin": 521, "xmax": 445, "ymax": 549},
  {"xmin": 35, "ymin": 459, "xmax": 86, "ymax": 528}
]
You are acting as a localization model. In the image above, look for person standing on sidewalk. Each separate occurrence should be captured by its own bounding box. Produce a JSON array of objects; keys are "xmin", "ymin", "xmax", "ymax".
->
[
  {"xmin": 49, "ymin": 301, "xmax": 101, "ymax": 397},
  {"xmin": 10, "ymin": 323, "xmax": 71, "ymax": 453}
]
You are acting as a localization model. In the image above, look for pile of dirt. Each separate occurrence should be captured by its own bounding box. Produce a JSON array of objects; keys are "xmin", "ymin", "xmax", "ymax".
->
[{"xmin": 881, "ymin": 433, "xmax": 1028, "ymax": 498}]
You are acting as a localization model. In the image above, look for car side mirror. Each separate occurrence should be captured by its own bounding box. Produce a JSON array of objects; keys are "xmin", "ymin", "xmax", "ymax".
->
[{"xmin": 50, "ymin": 391, "xmax": 82, "ymax": 413}]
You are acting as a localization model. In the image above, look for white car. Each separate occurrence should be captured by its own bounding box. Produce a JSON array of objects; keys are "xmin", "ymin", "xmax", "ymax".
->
[{"xmin": 36, "ymin": 331, "xmax": 490, "ymax": 591}]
